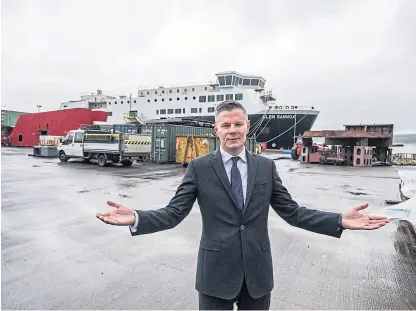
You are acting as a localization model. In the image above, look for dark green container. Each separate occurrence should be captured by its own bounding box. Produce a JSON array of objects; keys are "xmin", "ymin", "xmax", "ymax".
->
[
  {"xmin": 148, "ymin": 124, "xmax": 216, "ymax": 163},
  {"xmin": 141, "ymin": 122, "xmax": 257, "ymax": 163}
]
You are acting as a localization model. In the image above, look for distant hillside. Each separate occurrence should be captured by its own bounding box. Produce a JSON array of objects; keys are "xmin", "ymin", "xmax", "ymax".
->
[{"xmin": 393, "ymin": 134, "xmax": 416, "ymax": 144}]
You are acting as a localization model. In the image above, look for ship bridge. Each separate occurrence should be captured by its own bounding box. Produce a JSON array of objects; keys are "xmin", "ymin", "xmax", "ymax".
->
[{"xmin": 215, "ymin": 71, "xmax": 266, "ymax": 90}]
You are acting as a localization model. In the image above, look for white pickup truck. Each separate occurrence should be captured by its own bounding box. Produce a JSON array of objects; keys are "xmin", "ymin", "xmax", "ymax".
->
[{"xmin": 58, "ymin": 129, "xmax": 151, "ymax": 167}]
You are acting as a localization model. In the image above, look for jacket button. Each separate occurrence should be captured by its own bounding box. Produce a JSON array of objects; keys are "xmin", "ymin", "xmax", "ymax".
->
[{"xmin": 240, "ymin": 225, "xmax": 245, "ymax": 231}]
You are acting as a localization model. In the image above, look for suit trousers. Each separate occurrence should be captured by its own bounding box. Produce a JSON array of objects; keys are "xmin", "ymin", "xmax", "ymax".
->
[{"xmin": 198, "ymin": 278, "xmax": 271, "ymax": 310}]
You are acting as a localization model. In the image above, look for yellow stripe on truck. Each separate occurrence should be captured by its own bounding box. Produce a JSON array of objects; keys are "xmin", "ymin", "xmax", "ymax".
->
[{"xmin": 124, "ymin": 140, "xmax": 151, "ymax": 145}]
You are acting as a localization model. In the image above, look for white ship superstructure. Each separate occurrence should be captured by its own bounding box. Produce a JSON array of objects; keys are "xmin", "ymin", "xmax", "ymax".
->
[{"xmin": 60, "ymin": 71, "xmax": 320, "ymax": 149}]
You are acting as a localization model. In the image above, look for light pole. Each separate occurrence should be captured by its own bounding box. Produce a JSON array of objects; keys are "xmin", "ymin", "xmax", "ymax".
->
[{"xmin": 36, "ymin": 105, "xmax": 42, "ymax": 112}]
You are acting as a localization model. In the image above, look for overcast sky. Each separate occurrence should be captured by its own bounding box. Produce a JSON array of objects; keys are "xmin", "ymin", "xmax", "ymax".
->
[{"xmin": 2, "ymin": 0, "xmax": 415, "ymax": 133}]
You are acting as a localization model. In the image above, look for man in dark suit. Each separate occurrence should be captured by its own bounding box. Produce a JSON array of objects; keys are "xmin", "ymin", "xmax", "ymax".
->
[{"xmin": 96, "ymin": 100, "xmax": 389, "ymax": 310}]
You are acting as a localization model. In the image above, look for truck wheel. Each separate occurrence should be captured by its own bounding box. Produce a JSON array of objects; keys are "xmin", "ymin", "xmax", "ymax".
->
[
  {"xmin": 122, "ymin": 160, "xmax": 132, "ymax": 167},
  {"xmin": 59, "ymin": 151, "xmax": 68, "ymax": 162},
  {"xmin": 97, "ymin": 154, "xmax": 108, "ymax": 167}
]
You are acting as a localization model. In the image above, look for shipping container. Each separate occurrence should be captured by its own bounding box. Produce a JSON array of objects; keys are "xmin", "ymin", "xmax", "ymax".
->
[
  {"xmin": 139, "ymin": 121, "xmax": 257, "ymax": 163},
  {"xmin": 148, "ymin": 124, "xmax": 216, "ymax": 163}
]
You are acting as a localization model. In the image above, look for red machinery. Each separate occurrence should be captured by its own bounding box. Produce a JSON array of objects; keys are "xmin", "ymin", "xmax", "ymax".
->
[{"xmin": 7, "ymin": 108, "xmax": 108, "ymax": 147}]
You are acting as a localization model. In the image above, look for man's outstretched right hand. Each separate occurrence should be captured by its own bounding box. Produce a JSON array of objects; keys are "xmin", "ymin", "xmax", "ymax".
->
[{"xmin": 96, "ymin": 200, "xmax": 135, "ymax": 226}]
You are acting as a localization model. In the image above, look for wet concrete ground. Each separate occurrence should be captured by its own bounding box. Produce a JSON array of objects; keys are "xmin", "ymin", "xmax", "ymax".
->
[{"xmin": 2, "ymin": 147, "xmax": 415, "ymax": 310}]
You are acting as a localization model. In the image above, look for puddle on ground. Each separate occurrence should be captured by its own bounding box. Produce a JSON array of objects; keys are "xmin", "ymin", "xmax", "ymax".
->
[
  {"xmin": 118, "ymin": 194, "xmax": 132, "ymax": 198},
  {"xmin": 347, "ymin": 191, "xmax": 369, "ymax": 195}
]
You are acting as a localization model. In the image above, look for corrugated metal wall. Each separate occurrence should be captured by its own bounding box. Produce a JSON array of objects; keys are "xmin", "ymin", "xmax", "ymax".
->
[
  {"xmin": 1, "ymin": 110, "xmax": 26, "ymax": 127},
  {"xmin": 142, "ymin": 123, "xmax": 257, "ymax": 163},
  {"xmin": 150, "ymin": 124, "xmax": 216, "ymax": 163}
]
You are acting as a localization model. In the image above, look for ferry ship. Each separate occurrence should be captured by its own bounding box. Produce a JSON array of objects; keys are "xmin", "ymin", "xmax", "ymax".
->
[{"xmin": 60, "ymin": 71, "xmax": 319, "ymax": 149}]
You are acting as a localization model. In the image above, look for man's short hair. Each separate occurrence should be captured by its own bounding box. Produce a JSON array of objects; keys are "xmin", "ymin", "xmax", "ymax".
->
[{"xmin": 214, "ymin": 101, "xmax": 248, "ymax": 121}]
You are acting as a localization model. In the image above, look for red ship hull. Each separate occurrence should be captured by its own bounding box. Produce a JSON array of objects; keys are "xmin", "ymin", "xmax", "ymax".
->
[{"xmin": 8, "ymin": 108, "xmax": 108, "ymax": 147}]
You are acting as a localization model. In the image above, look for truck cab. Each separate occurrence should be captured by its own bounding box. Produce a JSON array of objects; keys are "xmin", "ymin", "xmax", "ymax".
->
[{"xmin": 58, "ymin": 130, "xmax": 85, "ymax": 161}]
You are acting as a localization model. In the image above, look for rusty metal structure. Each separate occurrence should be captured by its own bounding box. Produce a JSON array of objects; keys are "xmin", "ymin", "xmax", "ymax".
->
[{"xmin": 299, "ymin": 124, "xmax": 394, "ymax": 166}]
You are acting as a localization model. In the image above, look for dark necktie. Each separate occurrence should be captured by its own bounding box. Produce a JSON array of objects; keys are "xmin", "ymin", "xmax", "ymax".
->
[{"xmin": 231, "ymin": 156, "xmax": 244, "ymax": 211}]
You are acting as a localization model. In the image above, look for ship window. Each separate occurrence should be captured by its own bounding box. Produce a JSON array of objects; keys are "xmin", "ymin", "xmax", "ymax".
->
[
  {"xmin": 168, "ymin": 109, "xmax": 174, "ymax": 114},
  {"xmin": 199, "ymin": 96, "xmax": 206, "ymax": 103},
  {"xmin": 185, "ymin": 97, "xmax": 188, "ymax": 100},
  {"xmin": 184, "ymin": 89, "xmax": 187, "ymax": 92},
  {"xmin": 169, "ymin": 90, "xmax": 172, "ymax": 93},
  {"xmin": 162, "ymin": 90, "xmax": 165, "ymax": 94},
  {"xmin": 107, "ymin": 112, "xmax": 112, "ymax": 116},
  {"xmin": 232, "ymin": 76, "xmax": 237, "ymax": 86},
  {"xmin": 155, "ymin": 91, "xmax": 158, "ymax": 95},
  {"xmin": 160, "ymin": 109, "xmax": 166, "ymax": 114},
  {"xmin": 175, "ymin": 108, "xmax": 181, "ymax": 114},
  {"xmin": 251, "ymin": 79, "xmax": 259, "ymax": 86},
  {"xmin": 18, "ymin": 134, "xmax": 23, "ymax": 142},
  {"xmin": 218, "ymin": 76, "xmax": 225, "ymax": 86},
  {"xmin": 205, "ymin": 87, "xmax": 207, "ymax": 90},
  {"xmin": 217, "ymin": 95, "xmax": 224, "ymax": 101},
  {"xmin": 156, "ymin": 110, "xmax": 159, "ymax": 114},
  {"xmin": 226, "ymin": 94, "xmax": 233, "ymax": 100},
  {"xmin": 191, "ymin": 108, "xmax": 198, "ymax": 113},
  {"xmin": 154, "ymin": 99, "xmax": 157, "ymax": 102},
  {"xmin": 107, "ymin": 102, "xmax": 110, "ymax": 105},
  {"xmin": 147, "ymin": 91, "xmax": 150, "ymax": 95},
  {"xmin": 193, "ymin": 96, "xmax": 196, "ymax": 100},
  {"xmin": 208, "ymin": 107, "xmax": 215, "ymax": 113},
  {"xmin": 177, "ymin": 97, "xmax": 180, "ymax": 101},
  {"xmin": 208, "ymin": 95, "xmax": 215, "ymax": 102},
  {"xmin": 162, "ymin": 98, "xmax": 165, "ymax": 101},
  {"xmin": 115, "ymin": 101, "xmax": 117, "ymax": 104},
  {"xmin": 192, "ymin": 88, "xmax": 195, "ymax": 91},
  {"xmin": 169, "ymin": 98, "xmax": 172, "ymax": 101},
  {"xmin": 148, "ymin": 99, "xmax": 150, "ymax": 102},
  {"xmin": 134, "ymin": 100, "xmax": 136, "ymax": 103},
  {"xmin": 177, "ymin": 89, "xmax": 180, "ymax": 93},
  {"xmin": 225, "ymin": 76, "xmax": 232, "ymax": 85},
  {"xmin": 127, "ymin": 101, "xmax": 129, "ymax": 104},
  {"xmin": 243, "ymin": 79, "xmax": 250, "ymax": 85},
  {"xmin": 235, "ymin": 93, "xmax": 243, "ymax": 100},
  {"xmin": 183, "ymin": 108, "xmax": 185, "ymax": 113},
  {"xmin": 140, "ymin": 92, "xmax": 144, "ymax": 96},
  {"xmin": 199, "ymin": 108, "xmax": 202, "ymax": 113},
  {"xmin": 259, "ymin": 81, "xmax": 265, "ymax": 88}
]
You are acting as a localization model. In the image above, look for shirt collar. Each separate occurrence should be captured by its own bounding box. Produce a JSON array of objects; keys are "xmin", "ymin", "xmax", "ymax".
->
[{"xmin": 219, "ymin": 146, "xmax": 247, "ymax": 164}]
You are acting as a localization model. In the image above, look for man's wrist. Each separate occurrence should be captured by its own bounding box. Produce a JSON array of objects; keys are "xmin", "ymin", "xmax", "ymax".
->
[{"xmin": 338, "ymin": 213, "xmax": 344, "ymax": 230}]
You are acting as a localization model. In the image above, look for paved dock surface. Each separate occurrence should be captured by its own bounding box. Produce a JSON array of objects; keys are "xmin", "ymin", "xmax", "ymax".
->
[{"xmin": 2, "ymin": 148, "xmax": 416, "ymax": 310}]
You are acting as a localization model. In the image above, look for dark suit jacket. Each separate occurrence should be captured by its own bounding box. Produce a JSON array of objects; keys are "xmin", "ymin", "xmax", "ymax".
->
[{"xmin": 130, "ymin": 148, "xmax": 343, "ymax": 299}]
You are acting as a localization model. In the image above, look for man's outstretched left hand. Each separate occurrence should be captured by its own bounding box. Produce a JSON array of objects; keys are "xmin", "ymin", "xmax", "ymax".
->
[{"xmin": 342, "ymin": 203, "xmax": 390, "ymax": 230}]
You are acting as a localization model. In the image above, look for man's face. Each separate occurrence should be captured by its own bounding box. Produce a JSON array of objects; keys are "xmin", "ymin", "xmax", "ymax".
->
[{"xmin": 214, "ymin": 108, "xmax": 250, "ymax": 155}]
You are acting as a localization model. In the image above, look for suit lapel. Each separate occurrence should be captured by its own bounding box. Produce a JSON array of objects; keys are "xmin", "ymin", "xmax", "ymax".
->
[
  {"xmin": 210, "ymin": 149, "xmax": 239, "ymax": 211},
  {"xmin": 244, "ymin": 150, "xmax": 257, "ymax": 210}
]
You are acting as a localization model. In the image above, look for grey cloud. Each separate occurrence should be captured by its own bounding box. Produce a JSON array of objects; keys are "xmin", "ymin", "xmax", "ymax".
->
[{"xmin": 1, "ymin": 0, "xmax": 414, "ymax": 133}]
